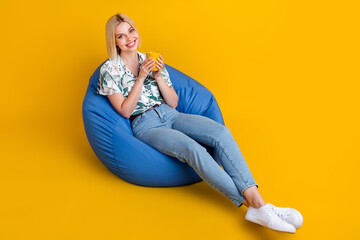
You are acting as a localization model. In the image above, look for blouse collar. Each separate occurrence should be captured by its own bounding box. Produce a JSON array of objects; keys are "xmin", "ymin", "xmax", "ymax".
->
[{"xmin": 116, "ymin": 51, "xmax": 151, "ymax": 77}]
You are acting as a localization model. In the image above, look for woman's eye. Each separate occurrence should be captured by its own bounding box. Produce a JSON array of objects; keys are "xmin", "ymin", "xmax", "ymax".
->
[{"xmin": 130, "ymin": 28, "xmax": 134, "ymax": 32}]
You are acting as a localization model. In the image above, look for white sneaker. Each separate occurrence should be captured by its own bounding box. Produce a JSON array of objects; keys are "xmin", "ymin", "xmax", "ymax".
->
[
  {"xmin": 245, "ymin": 203, "xmax": 296, "ymax": 233},
  {"xmin": 267, "ymin": 203, "xmax": 303, "ymax": 229}
]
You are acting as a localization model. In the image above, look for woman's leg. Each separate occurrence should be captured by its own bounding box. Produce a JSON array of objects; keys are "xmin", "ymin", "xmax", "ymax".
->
[
  {"xmin": 137, "ymin": 127, "xmax": 247, "ymax": 207},
  {"xmin": 132, "ymin": 106, "xmax": 299, "ymax": 233},
  {"xmin": 170, "ymin": 113, "xmax": 302, "ymax": 233},
  {"xmin": 242, "ymin": 186, "xmax": 266, "ymax": 208},
  {"xmin": 171, "ymin": 113, "xmax": 264, "ymax": 208}
]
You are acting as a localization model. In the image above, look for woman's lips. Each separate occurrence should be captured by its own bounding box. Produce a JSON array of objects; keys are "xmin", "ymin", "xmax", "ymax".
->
[{"xmin": 126, "ymin": 40, "xmax": 136, "ymax": 48}]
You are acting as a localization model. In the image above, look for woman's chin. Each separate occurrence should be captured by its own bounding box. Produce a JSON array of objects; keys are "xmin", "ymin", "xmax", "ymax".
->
[{"xmin": 121, "ymin": 47, "xmax": 138, "ymax": 52}]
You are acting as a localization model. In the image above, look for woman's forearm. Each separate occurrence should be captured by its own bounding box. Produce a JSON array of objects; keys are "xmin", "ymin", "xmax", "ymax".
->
[
  {"xmin": 155, "ymin": 76, "xmax": 178, "ymax": 108},
  {"xmin": 120, "ymin": 76, "xmax": 144, "ymax": 118}
]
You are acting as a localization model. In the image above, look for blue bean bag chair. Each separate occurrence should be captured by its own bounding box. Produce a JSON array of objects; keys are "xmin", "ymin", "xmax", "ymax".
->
[{"xmin": 82, "ymin": 60, "xmax": 225, "ymax": 187}]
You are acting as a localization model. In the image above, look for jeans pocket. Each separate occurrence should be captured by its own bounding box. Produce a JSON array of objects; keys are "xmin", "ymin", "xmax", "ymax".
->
[{"xmin": 131, "ymin": 114, "xmax": 144, "ymax": 131}]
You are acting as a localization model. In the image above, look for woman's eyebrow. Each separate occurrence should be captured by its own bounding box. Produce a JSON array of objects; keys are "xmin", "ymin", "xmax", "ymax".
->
[{"xmin": 116, "ymin": 27, "xmax": 133, "ymax": 36}]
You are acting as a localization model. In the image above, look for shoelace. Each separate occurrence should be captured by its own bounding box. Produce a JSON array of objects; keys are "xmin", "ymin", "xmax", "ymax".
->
[
  {"xmin": 262, "ymin": 205, "xmax": 288, "ymax": 227},
  {"xmin": 261, "ymin": 205, "xmax": 278, "ymax": 219},
  {"xmin": 269, "ymin": 205, "xmax": 291, "ymax": 221}
]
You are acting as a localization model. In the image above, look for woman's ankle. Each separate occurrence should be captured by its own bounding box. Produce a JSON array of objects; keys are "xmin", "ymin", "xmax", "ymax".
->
[
  {"xmin": 242, "ymin": 199, "xmax": 266, "ymax": 208},
  {"xmin": 243, "ymin": 186, "xmax": 266, "ymax": 209},
  {"xmin": 249, "ymin": 200, "xmax": 266, "ymax": 209}
]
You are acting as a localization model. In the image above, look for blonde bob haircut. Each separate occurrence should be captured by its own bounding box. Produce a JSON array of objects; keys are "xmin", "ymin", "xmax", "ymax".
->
[{"xmin": 105, "ymin": 13, "xmax": 142, "ymax": 61}]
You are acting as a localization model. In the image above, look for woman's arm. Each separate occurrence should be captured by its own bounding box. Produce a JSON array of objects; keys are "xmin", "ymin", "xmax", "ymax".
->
[
  {"xmin": 153, "ymin": 55, "xmax": 178, "ymax": 108},
  {"xmin": 155, "ymin": 75, "xmax": 178, "ymax": 108},
  {"xmin": 107, "ymin": 57, "xmax": 155, "ymax": 118},
  {"xmin": 107, "ymin": 76, "xmax": 145, "ymax": 118}
]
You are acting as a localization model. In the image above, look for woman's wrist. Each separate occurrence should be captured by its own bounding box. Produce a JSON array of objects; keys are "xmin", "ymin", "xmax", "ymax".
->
[
  {"xmin": 154, "ymin": 75, "xmax": 162, "ymax": 81},
  {"xmin": 137, "ymin": 75, "xmax": 145, "ymax": 83}
]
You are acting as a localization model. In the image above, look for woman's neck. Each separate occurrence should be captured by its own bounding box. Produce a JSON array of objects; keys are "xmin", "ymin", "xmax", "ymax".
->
[{"xmin": 120, "ymin": 50, "xmax": 138, "ymax": 65}]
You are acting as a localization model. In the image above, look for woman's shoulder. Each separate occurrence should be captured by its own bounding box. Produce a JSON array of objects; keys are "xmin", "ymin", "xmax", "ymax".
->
[{"xmin": 100, "ymin": 56, "xmax": 122, "ymax": 75}]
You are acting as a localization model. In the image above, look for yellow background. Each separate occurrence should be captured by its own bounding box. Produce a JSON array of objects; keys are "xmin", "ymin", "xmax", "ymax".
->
[{"xmin": 1, "ymin": 0, "xmax": 359, "ymax": 239}]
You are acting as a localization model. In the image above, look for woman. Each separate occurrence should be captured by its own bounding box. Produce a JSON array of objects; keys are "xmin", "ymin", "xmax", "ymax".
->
[{"xmin": 97, "ymin": 13, "xmax": 303, "ymax": 233}]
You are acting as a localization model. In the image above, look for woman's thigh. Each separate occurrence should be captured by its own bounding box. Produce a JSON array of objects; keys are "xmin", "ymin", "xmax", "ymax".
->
[
  {"xmin": 137, "ymin": 127, "xmax": 205, "ymax": 163},
  {"xmin": 171, "ymin": 113, "xmax": 232, "ymax": 147}
]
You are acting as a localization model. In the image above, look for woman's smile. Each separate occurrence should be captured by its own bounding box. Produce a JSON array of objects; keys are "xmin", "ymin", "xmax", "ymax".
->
[{"xmin": 126, "ymin": 39, "xmax": 136, "ymax": 48}]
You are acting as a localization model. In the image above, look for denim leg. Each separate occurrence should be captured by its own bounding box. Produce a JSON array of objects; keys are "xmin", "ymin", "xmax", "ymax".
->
[
  {"xmin": 137, "ymin": 127, "xmax": 246, "ymax": 207},
  {"xmin": 172, "ymin": 113, "xmax": 259, "ymax": 196}
]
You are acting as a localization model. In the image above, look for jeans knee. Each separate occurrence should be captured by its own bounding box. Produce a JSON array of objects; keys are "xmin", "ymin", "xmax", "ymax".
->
[
  {"xmin": 217, "ymin": 125, "xmax": 232, "ymax": 140},
  {"xmin": 185, "ymin": 142, "xmax": 206, "ymax": 155},
  {"xmin": 181, "ymin": 142, "xmax": 208, "ymax": 165}
]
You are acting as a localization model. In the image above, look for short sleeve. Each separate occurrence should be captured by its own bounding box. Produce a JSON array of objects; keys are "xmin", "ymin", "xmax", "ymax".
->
[
  {"xmin": 97, "ymin": 66, "xmax": 123, "ymax": 96},
  {"xmin": 160, "ymin": 65, "xmax": 173, "ymax": 88}
]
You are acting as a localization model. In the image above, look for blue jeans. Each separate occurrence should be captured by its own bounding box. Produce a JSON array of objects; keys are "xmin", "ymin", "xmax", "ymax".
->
[{"xmin": 131, "ymin": 103, "xmax": 259, "ymax": 207}]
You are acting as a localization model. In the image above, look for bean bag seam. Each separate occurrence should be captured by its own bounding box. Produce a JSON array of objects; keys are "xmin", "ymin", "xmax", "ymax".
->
[{"xmin": 203, "ymin": 95, "xmax": 214, "ymax": 113}]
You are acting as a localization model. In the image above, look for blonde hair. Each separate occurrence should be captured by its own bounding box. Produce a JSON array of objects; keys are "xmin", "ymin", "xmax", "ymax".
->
[{"xmin": 105, "ymin": 13, "xmax": 142, "ymax": 61}]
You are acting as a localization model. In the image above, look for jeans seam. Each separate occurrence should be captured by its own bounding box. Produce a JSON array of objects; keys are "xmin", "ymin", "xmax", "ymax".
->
[
  {"xmin": 153, "ymin": 144, "xmax": 242, "ymax": 207},
  {"xmin": 185, "ymin": 132, "xmax": 248, "ymax": 187}
]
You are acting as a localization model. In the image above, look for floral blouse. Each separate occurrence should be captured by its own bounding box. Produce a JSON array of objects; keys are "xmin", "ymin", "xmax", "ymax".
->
[{"xmin": 96, "ymin": 50, "xmax": 173, "ymax": 116}]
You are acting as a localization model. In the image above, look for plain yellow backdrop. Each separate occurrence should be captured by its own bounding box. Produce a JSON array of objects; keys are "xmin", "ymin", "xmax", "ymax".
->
[{"xmin": 1, "ymin": 0, "xmax": 359, "ymax": 239}]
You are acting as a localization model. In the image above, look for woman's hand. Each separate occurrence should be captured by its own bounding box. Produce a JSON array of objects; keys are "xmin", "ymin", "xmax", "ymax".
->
[
  {"xmin": 153, "ymin": 55, "xmax": 164, "ymax": 79},
  {"xmin": 138, "ymin": 57, "xmax": 156, "ymax": 81},
  {"xmin": 151, "ymin": 54, "xmax": 178, "ymax": 108}
]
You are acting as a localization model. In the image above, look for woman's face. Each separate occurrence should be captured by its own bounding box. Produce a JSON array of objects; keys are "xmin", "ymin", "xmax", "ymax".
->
[{"xmin": 115, "ymin": 22, "xmax": 139, "ymax": 52}]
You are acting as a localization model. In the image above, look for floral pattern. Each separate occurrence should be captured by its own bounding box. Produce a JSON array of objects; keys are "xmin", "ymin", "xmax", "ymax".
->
[{"xmin": 96, "ymin": 51, "xmax": 173, "ymax": 116}]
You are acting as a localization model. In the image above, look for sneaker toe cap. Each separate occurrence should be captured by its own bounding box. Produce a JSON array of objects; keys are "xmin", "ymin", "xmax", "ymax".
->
[{"xmin": 288, "ymin": 209, "xmax": 303, "ymax": 229}]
